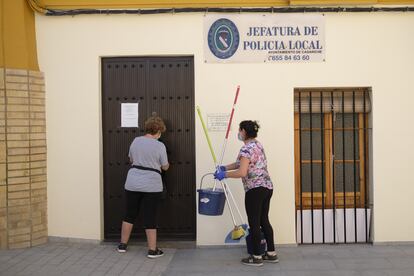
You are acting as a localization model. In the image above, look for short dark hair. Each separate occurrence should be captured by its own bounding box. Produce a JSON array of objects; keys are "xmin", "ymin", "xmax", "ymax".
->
[
  {"xmin": 239, "ymin": 120, "xmax": 260, "ymax": 139},
  {"xmin": 144, "ymin": 116, "xmax": 166, "ymax": 135}
]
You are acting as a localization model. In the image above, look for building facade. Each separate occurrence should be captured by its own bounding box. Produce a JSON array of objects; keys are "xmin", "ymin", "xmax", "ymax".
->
[{"xmin": 1, "ymin": 0, "xmax": 414, "ymax": 248}]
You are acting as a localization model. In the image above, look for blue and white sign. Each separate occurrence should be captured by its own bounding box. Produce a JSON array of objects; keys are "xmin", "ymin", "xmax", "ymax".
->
[
  {"xmin": 204, "ymin": 14, "xmax": 325, "ymax": 63},
  {"xmin": 207, "ymin": 18, "xmax": 240, "ymax": 59}
]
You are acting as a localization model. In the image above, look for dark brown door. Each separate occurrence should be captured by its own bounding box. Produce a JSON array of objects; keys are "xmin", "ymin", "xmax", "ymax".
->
[{"xmin": 102, "ymin": 56, "xmax": 195, "ymax": 240}]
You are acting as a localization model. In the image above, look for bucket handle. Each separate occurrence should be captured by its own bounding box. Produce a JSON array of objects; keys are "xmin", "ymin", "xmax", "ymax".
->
[{"xmin": 199, "ymin": 173, "xmax": 215, "ymax": 190}]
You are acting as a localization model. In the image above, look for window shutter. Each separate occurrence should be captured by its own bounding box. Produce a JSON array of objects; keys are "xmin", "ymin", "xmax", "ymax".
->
[{"xmin": 294, "ymin": 88, "xmax": 371, "ymax": 113}]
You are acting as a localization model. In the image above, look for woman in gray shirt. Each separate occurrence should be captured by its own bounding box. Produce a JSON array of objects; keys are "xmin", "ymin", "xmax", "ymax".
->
[{"xmin": 117, "ymin": 116, "xmax": 169, "ymax": 258}]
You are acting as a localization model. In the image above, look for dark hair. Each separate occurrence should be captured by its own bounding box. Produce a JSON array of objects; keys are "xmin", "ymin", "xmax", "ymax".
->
[
  {"xmin": 239, "ymin": 120, "xmax": 260, "ymax": 139},
  {"xmin": 145, "ymin": 116, "xmax": 166, "ymax": 135}
]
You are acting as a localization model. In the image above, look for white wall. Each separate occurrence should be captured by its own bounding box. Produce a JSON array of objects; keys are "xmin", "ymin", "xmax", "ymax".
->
[{"xmin": 36, "ymin": 12, "xmax": 414, "ymax": 244}]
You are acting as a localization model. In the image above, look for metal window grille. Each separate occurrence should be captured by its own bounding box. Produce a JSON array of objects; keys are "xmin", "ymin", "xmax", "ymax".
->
[{"xmin": 294, "ymin": 88, "xmax": 372, "ymax": 244}]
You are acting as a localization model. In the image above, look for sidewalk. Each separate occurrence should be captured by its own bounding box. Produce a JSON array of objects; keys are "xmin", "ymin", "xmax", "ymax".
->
[{"xmin": 1, "ymin": 241, "xmax": 414, "ymax": 275}]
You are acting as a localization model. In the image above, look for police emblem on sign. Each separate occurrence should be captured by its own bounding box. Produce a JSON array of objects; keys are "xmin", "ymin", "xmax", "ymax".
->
[{"xmin": 208, "ymin": 18, "xmax": 240, "ymax": 59}]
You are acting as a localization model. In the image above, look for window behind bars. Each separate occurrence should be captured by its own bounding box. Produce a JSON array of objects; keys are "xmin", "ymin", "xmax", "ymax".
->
[{"xmin": 294, "ymin": 88, "xmax": 372, "ymax": 244}]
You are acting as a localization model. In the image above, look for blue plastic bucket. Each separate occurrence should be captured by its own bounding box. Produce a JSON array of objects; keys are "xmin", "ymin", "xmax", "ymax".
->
[
  {"xmin": 246, "ymin": 230, "xmax": 267, "ymax": 255},
  {"xmin": 197, "ymin": 188, "xmax": 226, "ymax": 216}
]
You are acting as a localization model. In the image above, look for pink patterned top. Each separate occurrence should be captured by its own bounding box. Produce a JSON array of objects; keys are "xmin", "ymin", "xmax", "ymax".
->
[{"xmin": 236, "ymin": 140, "xmax": 273, "ymax": 192}]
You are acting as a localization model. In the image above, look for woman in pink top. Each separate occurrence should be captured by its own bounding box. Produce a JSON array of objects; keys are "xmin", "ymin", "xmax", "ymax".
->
[{"xmin": 214, "ymin": 120, "xmax": 278, "ymax": 266}]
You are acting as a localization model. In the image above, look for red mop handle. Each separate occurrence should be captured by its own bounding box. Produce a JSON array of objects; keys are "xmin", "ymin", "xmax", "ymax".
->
[{"xmin": 225, "ymin": 85, "xmax": 240, "ymax": 139}]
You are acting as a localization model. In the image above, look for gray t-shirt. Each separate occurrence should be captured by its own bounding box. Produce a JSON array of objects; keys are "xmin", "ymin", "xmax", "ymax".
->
[{"xmin": 124, "ymin": 136, "xmax": 168, "ymax": 192}]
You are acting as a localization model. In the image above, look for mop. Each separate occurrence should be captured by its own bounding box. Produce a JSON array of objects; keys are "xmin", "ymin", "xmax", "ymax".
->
[
  {"xmin": 196, "ymin": 86, "xmax": 247, "ymax": 242},
  {"xmin": 215, "ymin": 86, "xmax": 248, "ymax": 241},
  {"xmin": 197, "ymin": 105, "xmax": 246, "ymax": 241}
]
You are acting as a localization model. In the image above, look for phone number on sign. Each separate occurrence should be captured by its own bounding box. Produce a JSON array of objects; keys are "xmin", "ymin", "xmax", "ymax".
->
[{"xmin": 267, "ymin": 55, "xmax": 310, "ymax": 62}]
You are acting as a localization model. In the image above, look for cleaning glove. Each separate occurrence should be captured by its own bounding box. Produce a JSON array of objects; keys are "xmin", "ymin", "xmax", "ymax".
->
[{"xmin": 214, "ymin": 168, "xmax": 226, "ymax": 181}]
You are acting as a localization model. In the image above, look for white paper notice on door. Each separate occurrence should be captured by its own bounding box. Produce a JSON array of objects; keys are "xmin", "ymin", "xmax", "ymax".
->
[{"xmin": 121, "ymin": 103, "xmax": 139, "ymax": 128}]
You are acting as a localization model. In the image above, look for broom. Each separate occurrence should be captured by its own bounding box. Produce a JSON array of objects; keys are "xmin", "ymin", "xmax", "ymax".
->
[{"xmin": 196, "ymin": 86, "xmax": 247, "ymax": 242}]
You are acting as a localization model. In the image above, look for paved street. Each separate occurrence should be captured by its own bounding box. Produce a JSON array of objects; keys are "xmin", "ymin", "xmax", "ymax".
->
[{"xmin": 1, "ymin": 241, "xmax": 414, "ymax": 275}]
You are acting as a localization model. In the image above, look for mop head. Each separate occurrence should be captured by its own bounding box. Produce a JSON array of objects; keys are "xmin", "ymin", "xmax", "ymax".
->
[
  {"xmin": 231, "ymin": 225, "xmax": 246, "ymax": 240},
  {"xmin": 224, "ymin": 224, "xmax": 248, "ymax": 243}
]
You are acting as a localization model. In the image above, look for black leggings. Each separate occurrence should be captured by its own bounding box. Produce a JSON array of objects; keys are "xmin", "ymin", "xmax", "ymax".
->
[
  {"xmin": 124, "ymin": 190, "xmax": 161, "ymax": 229},
  {"xmin": 245, "ymin": 187, "xmax": 275, "ymax": 255}
]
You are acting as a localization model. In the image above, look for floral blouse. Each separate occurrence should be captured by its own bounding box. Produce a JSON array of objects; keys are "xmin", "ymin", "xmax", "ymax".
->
[{"xmin": 236, "ymin": 140, "xmax": 273, "ymax": 192}]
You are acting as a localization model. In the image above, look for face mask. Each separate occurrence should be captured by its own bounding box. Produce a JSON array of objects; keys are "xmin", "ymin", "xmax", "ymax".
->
[{"xmin": 237, "ymin": 132, "xmax": 244, "ymax": 141}]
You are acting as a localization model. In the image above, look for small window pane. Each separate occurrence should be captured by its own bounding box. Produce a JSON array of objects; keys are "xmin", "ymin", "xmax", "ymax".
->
[
  {"xmin": 334, "ymin": 113, "xmax": 358, "ymax": 128},
  {"xmin": 301, "ymin": 163, "xmax": 325, "ymax": 193},
  {"xmin": 334, "ymin": 130, "xmax": 359, "ymax": 160},
  {"xmin": 334, "ymin": 163, "xmax": 360, "ymax": 192},
  {"xmin": 299, "ymin": 114, "xmax": 323, "ymax": 129},
  {"xmin": 301, "ymin": 130, "xmax": 323, "ymax": 160}
]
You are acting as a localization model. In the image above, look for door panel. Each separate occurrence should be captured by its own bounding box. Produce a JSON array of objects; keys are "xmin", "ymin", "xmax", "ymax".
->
[{"xmin": 102, "ymin": 57, "xmax": 195, "ymax": 240}]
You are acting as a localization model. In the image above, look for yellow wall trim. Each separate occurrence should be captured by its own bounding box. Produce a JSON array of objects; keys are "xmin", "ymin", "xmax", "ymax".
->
[
  {"xmin": 33, "ymin": 0, "xmax": 414, "ymax": 11},
  {"xmin": 1, "ymin": 0, "xmax": 38, "ymax": 70}
]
